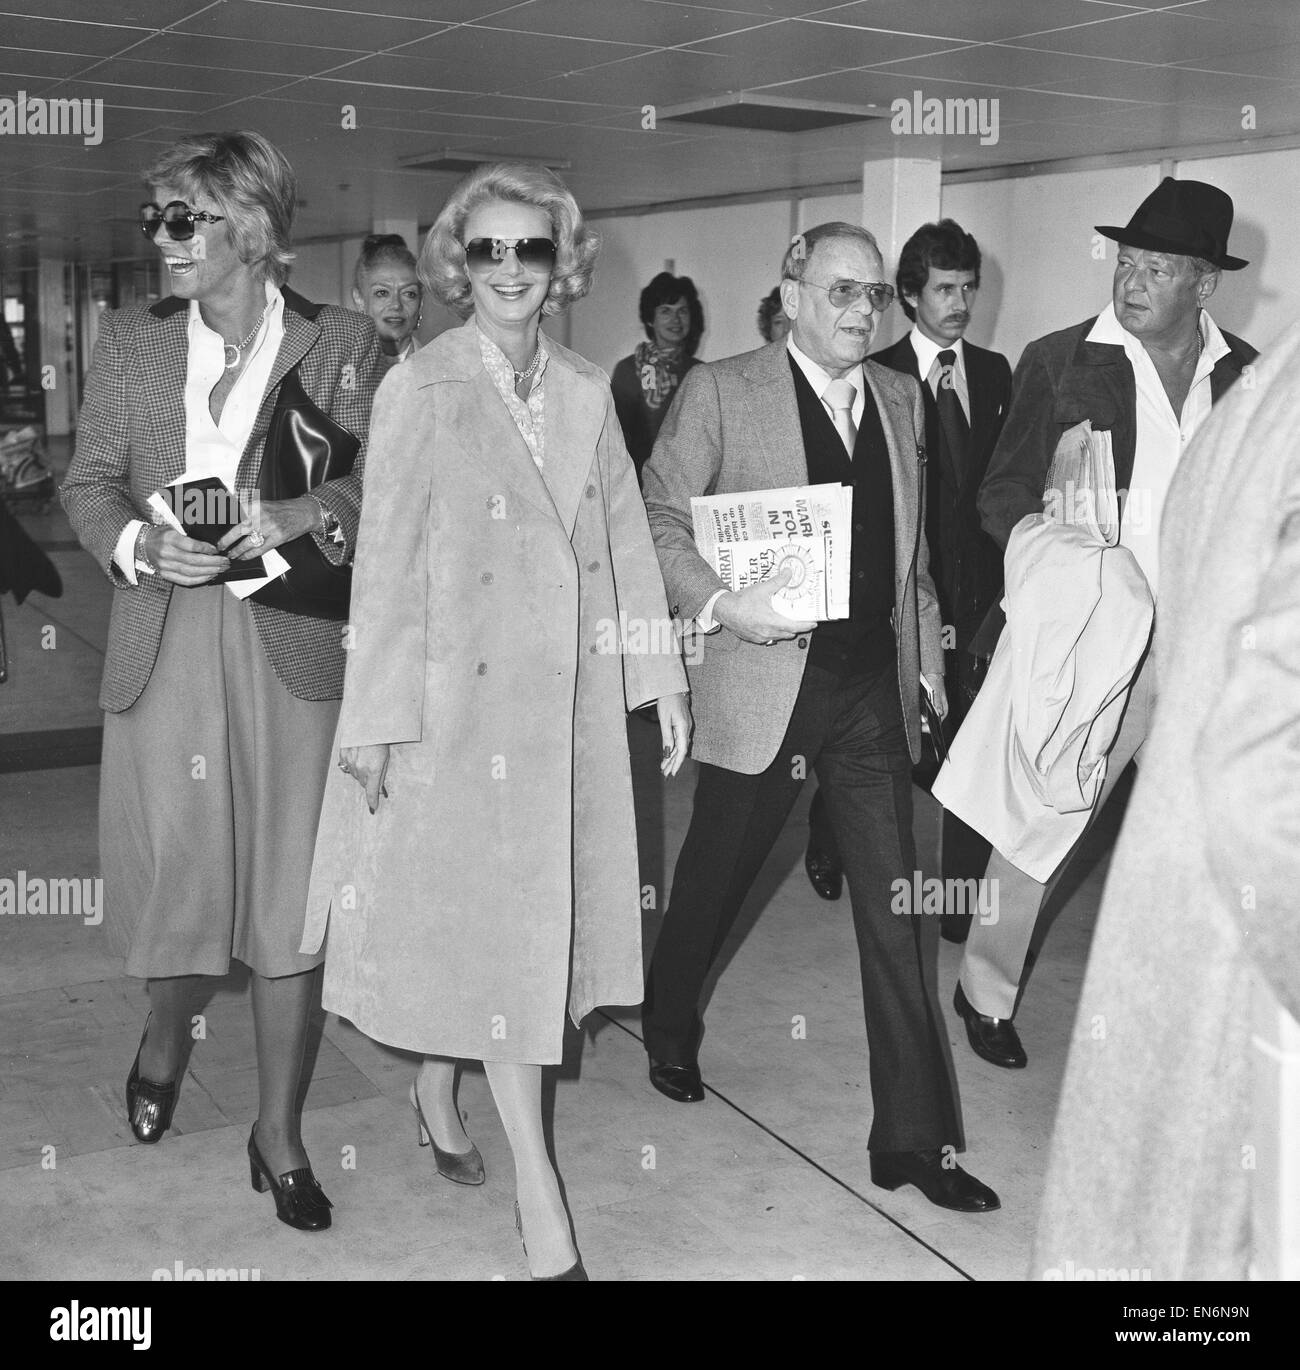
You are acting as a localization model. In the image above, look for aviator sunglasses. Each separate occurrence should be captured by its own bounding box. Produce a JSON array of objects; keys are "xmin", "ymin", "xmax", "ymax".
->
[
  {"xmin": 787, "ymin": 276, "xmax": 896, "ymax": 313},
  {"xmin": 139, "ymin": 200, "xmax": 227, "ymax": 242},
  {"xmin": 462, "ymin": 236, "xmax": 557, "ymax": 273}
]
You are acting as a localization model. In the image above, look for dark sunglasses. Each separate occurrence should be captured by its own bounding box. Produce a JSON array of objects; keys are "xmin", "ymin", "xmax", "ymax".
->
[
  {"xmin": 462, "ymin": 236, "xmax": 556, "ymax": 273},
  {"xmin": 139, "ymin": 201, "xmax": 227, "ymax": 242}
]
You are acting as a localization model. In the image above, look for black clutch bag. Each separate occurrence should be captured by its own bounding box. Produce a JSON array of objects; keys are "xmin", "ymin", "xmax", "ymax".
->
[{"xmin": 250, "ymin": 367, "xmax": 359, "ymax": 620}]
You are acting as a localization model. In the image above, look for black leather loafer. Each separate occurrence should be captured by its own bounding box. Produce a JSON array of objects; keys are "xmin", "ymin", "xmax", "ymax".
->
[
  {"xmin": 953, "ymin": 982, "xmax": 1027, "ymax": 1069},
  {"xmin": 648, "ymin": 1058, "xmax": 704, "ymax": 1103},
  {"xmin": 248, "ymin": 1126, "xmax": 333, "ymax": 1232},
  {"xmin": 125, "ymin": 1014, "xmax": 178, "ymax": 1145},
  {"xmin": 870, "ymin": 1148, "xmax": 1001, "ymax": 1212},
  {"xmin": 804, "ymin": 845, "xmax": 843, "ymax": 901}
]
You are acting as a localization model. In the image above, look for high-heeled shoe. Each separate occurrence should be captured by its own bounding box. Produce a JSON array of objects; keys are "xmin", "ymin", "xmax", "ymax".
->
[
  {"xmin": 125, "ymin": 1013, "xmax": 178, "ymax": 1145},
  {"xmin": 514, "ymin": 1200, "xmax": 588, "ymax": 1281},
  {"xmin": 409, "ymin": 1079, "xmax": 484, "ymax": 1186},
  {"xmin": 247, "ymin": 1125, "xmax": 333, "ymax": 1231}
]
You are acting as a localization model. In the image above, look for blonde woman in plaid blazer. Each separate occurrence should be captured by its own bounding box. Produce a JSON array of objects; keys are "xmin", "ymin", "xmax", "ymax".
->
[{"xmin": 62, "ymin": 132, "xmax": 381, "ymax": 1232}]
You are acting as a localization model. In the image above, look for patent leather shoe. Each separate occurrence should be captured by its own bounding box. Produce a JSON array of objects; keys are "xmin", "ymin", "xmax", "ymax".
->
[
  {"xmin": 247, "ymin": 1125, "xmax": 333, "ymax": 1231},
  {"xmin": 953, "ymin": 982, "xmax": 1027, "ymax": 1069},
  {"xmin": 804, "ymin": 844, "xmax": 843, "ymax": 901},
  {"xmin": 410, "ymin": 1080, "xmax": 485, "ymax": 1185},
  {"xmin": 125, "ymin": 1014, "xmax": 178, "ymax": 1145},
  {"xmin": 648, "ymin": 1058, "xmax": 704, "ymax": 1103},
  {"xmin": 870, "ymin": 1148, "xmax": 1001, "ymax": 1212}
]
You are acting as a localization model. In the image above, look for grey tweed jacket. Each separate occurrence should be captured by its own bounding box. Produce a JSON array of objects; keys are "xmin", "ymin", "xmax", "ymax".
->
[
  {"xmin": 62, "ymin": 286, "xmax": 383, "ymax": 711},
  {"xmin": 642, "ymin": 339, "xmax": 944, "ymax": 773}
]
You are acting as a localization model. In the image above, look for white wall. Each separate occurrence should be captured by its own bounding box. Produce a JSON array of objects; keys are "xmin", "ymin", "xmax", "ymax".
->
[
  {"xmin": 1176, "ymin": 147, "xmax": 1297, "ymax": 352},
  {"xmin": 941, "ymin": 162, "xmax": 1159, "ymax": 364},
  {"xmin": 569, "ymin": 145, "xmax": 1295, "ymax": 378},
  {"xmin": 569, "ymin": 200, "xmax": 795, "ymax": 375}
]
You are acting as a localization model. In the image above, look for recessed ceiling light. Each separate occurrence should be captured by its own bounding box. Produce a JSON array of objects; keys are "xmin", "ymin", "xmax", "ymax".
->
[
  {"xmin": 658, "ymin": 93, "xmax": 882, "ymax": 133},
  {"xmin": 398, "ymin": 149, "xmax": 572, "ymax": 172}
]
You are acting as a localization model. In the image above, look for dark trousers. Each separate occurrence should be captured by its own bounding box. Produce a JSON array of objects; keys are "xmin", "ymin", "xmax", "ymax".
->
[
  {"xmin": 809, "ymin": 649, "xmax": 991, "ymax": 937},
  {"xmin": 643, "ymin": 660, "xmax": 962, "ymax": 1154}
]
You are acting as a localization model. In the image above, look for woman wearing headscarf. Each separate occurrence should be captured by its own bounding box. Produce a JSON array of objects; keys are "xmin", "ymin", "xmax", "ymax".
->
[
  {"xmin": 304, "ymin": 163, "xmax": 691, "ymax": 1279},
  {"xmin": 61, "ymin": 130, "xmax": 382, "ymax": 1231},
  {"xmin": 611, "ymin": 271, "xmax": 704, "ymax": 481}
]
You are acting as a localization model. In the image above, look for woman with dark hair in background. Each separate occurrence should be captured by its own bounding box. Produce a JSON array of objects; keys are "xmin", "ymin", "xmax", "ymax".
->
[
  {"xmin": 61, "ymin": 130, "xmax": 381, "ymax": 1231},
  {"xmin": 611, "ymin": 271, "xmax": 704, "ymax": 481},
  {"xmin": 351, "ymin": 233, "xmax": 422, "ymax": 366},
  {"xmin": 756, "ymin": 285, "xmax": 790, "ymax": 343}
]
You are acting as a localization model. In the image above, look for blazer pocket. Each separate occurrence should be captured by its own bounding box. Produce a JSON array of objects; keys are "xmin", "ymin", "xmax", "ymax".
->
[{"xmin": 704, "ymin": 625, "xmax": 740, "ymax": 653}]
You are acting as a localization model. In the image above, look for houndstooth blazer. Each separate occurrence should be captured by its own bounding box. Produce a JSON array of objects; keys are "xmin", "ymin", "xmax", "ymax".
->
[{"xmin": 62, "ymin": 286, "xmax": 383, "ymax": 711}]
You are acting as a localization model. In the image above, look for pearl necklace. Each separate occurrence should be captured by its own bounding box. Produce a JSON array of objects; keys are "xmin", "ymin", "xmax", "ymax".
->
[{"xmin": 224, "ymin": 305, "xmax": 267, "ymax": 370}]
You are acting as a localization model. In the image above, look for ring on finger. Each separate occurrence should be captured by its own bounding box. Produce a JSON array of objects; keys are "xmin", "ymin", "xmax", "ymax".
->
[{"xmin": 247, "ymin": 528, "xmax": 265, "ymax": 548}]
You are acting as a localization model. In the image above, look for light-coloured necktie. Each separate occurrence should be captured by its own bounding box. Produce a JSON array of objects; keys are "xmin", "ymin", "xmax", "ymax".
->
[{"xmin": 823, "ymin": 377, "xmax": 858, "ymax": 456}]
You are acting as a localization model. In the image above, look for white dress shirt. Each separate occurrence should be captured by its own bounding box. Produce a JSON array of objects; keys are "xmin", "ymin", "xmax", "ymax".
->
[
  {"xmin": 113, "ymin": 279, "xmax": 286, "ymax": 586},
  {"xmin": 908, "ymin": 327, "xmax": 970, "ymax": 423},
  {"xmin": 1085, "ymin": 302, "xmax": 1228, "ymax": 598}
]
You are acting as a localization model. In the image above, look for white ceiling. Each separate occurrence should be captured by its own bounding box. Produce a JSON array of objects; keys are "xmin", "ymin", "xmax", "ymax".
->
[{"xmin": 2, "ymin": 0, "xmax": 1299, "ymax": 266}]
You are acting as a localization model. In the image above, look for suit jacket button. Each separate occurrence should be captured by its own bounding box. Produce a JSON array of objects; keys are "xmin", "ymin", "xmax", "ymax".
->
[
  {"xmin": 586, "ymin": 484, "xmax": 597, "ymax": 498},
  {"xmin": 481, "ymin": 572, "xmax": 493, "ymax": 584},
  {"xmin": 587, "ymin": 560, "xmax": 600, "ymax": 572},
  {"xmin": 476, "ymin": 662, "xmax": 488, "ymax": 675},
  {"xmin": 797, "ymin": 636, "xmax": 808, "ymax": 649}
]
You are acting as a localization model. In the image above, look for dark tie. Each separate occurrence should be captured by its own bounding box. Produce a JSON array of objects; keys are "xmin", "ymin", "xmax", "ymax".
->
[{"xmin": 933, "ymin": 348, "xmax": 969, "ymax": 483}]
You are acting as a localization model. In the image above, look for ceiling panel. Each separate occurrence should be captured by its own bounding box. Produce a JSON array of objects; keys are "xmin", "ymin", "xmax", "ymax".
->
[
  {"xmin": 0, "ymin": 51, "xmax": 104, "ymax": 81},
  {"xmin": 118, "ymin": 31, "xmax": 368, "ymax": 75},
  {"xmin": 169, "ymin": 0, "xmax": 453, "ymax": 50},
  {"xmin": 3, "ymin": 0, "xmax": 1300, "ymax": 267},
  {"xmin": 0, "ymin": 15, "xmax": 152, "ymax": 58},
  {"xmin": 0, "ymin": 1, "xmax": 205, "ymax": 24},
  {"xmin": 1010, "ymin": 8, "xmax": 1236, "ymax": 62},
  {"xmin": 484, "ymin": 0, "xmax": 781, "ymax": 45},
  {"xmin": 804, "ymin": 0, "xmax": 1151, "ymax": 44}
]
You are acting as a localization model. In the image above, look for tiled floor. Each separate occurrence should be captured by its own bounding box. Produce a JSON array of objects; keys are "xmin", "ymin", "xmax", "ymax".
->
[{"xmin": 0, "ymin": 448, "xmax": 1125, "ymax": 1281}]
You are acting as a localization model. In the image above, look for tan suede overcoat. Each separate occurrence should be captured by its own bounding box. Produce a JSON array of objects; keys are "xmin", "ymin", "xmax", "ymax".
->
[{"xmin": 303, "ymin": 321, "xmax": 686, "ymax": 1064}]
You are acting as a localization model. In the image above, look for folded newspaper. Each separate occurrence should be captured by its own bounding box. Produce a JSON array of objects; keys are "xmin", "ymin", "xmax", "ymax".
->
[{"xmin": 690, "ymin": 483, "xmax": 853, "ymax": 620}]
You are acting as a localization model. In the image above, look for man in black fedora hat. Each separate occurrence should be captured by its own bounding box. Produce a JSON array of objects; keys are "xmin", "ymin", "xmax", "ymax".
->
[{"xmin": 945, "ymin": 177, "xmax": 1257, "ymax": 1070}]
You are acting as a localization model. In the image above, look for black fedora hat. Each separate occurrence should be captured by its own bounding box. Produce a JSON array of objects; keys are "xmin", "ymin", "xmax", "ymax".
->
[{"xmin": 1096, "ymin": 176, "xmax": 1248, "ymax": 270}]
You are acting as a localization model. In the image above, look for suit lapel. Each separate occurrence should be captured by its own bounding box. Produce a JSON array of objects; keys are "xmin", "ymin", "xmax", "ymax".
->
[
  {"xmin": 541, "ymin": 355, "xmax": 603, "ymax": 537},
  {"xmin": 863, "ymin": 364, "xmax": 920, "ymax": 596},
  {"xmin": 744, "ymin": 344, "xmax": 809, "ymax": 489}
]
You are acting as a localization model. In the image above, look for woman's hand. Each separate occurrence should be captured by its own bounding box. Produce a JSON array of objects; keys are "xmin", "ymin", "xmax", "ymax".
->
[
  {"xmin": 143, "ymin": 524, "xmax": 230, "ymax": 586},
  {"xmin": 339, "ymin": 744, "xmax": 391, "ymax": 814},
  {"xmin": 219, "ymin": 495, "xmax": 320, "ymax": 561},
  {"xmin": 657, "ymin": 692, "xmax": 692, "ymax": 777}
]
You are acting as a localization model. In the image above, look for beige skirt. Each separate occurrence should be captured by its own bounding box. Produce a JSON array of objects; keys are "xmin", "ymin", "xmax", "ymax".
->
[{"xmin": 100, "ymin": 585, "xmax": 339, "ymax": 978}]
